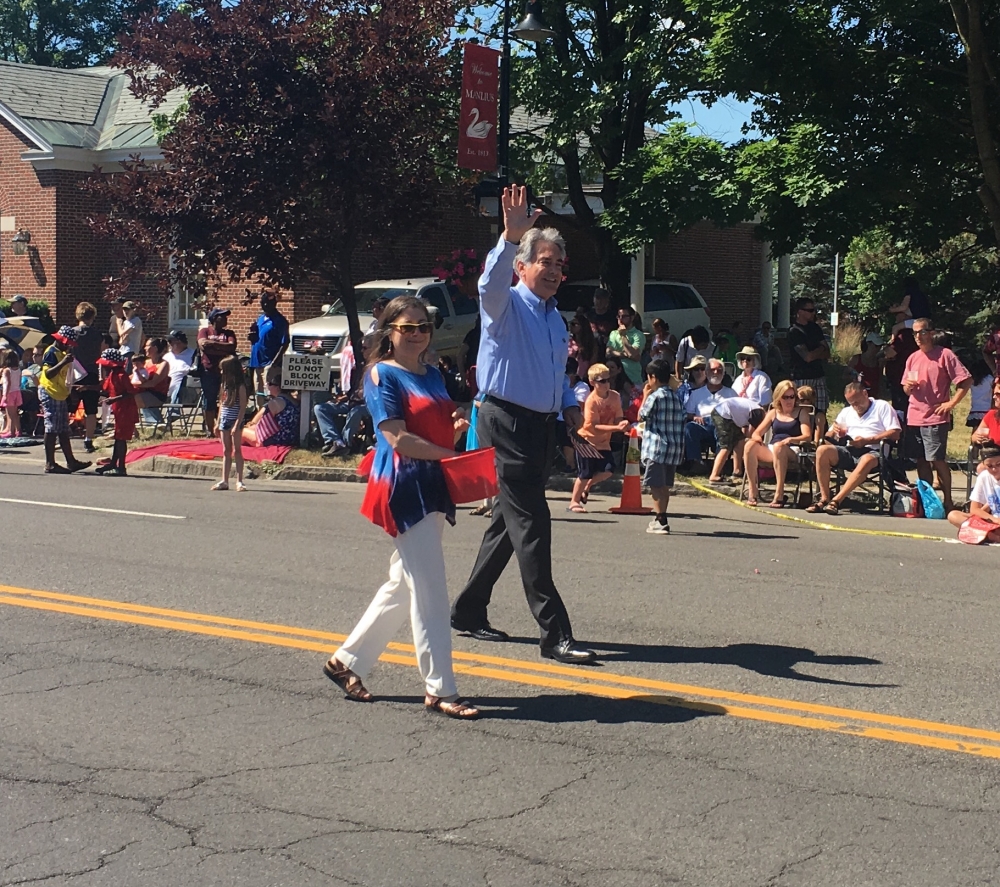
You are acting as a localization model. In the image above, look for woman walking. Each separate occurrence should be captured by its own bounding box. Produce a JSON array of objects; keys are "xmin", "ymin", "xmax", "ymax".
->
[{"xmin": 324, "ymin": 296, "xmax": 479, "ymax": 720}]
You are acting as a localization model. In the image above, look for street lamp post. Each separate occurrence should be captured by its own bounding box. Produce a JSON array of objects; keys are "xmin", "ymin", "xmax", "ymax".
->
[{"xmin": 497, "ymin": 0, "xmax": 555, "ymax": 220}]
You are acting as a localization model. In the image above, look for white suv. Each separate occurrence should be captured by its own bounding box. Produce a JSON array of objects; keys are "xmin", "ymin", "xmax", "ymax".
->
[
  {"xmin": 288, "ymin": 278, "xmax": 479, "ymax": 382},
  {"xmin": 557, "ymin": 279, "xmax": 711, "ymax": 337}
]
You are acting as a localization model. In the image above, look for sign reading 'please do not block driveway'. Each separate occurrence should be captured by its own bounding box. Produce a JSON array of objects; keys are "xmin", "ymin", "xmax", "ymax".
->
[{"xmin": 281, "ymin": 354, "xmax": 331, "ymax": 391}]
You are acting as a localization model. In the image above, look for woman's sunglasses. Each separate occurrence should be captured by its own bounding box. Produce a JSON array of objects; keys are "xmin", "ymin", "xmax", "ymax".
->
[{"xmin": 389, "ymin": 321, "xmax": 434, "ymax": 334}]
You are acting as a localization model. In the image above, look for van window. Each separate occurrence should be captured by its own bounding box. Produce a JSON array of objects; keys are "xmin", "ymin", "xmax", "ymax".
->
[
  {"xmin": 421, "ymin": 285, "xmax": 451, "ymax": 318},
  {"xmin": 446, "ymin": 284, "xmax": 479, "ymax": 316},
  {"xmin": 643, "ymin": 283, "xmax": 703, "ymax": 312}
]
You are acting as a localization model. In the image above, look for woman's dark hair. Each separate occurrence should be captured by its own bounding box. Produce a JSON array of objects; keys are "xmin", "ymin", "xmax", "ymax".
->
[
  {"xmin": 903, "ymin": 276, "xmax": 923, "ymax": 298},
  {"xmin": 146, "ymin": 337, "xmax": 168, "ymax": 357},
  {"xmin": 969, "ymin": 357, "xmax": 992, "ymax": 386},
  {"xmin": 3, "ymin": 349, "xmax": 19, "ymax": 367},
  {"xmin": 980, "ymin": 443, "xmax": 1000, "ymax": 461},
  {"xmin": 365, "ymin": 295, "xmax": 432, "ymax": 373},
  {"xmin": 570, "ymin": 313, "xmax": 599, "ymax": 361},
  {"xmin": 604, "ymin": 355, "xmax": 626, "ymax": 393}
]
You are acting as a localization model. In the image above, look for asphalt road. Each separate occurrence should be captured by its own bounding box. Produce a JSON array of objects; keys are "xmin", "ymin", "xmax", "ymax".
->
[{"xmin": 3, "ymin": 456, "xmax": 1000, "ymax": 887}]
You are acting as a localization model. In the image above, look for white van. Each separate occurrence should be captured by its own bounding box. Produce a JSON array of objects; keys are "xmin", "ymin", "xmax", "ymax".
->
[{"xmin": 288, "ymin": 278, "xmax": 479, "ymax": 382}]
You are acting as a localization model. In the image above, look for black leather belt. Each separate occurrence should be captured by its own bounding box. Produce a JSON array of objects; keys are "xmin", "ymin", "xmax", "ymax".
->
[{"xmin": 483, "ymin": 395, "xmax": 558, "ymax": 421}]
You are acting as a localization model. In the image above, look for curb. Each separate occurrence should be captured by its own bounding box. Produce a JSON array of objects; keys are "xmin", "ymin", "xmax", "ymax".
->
[{"xmin": 128, "ymin": 455, "xmax": 703, "ymax": 496}]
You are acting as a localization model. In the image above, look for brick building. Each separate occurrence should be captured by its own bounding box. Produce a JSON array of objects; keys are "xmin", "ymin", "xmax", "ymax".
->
[{"xmin": 0, "ymin": 58, "xmax": 768, "ymax": 346}]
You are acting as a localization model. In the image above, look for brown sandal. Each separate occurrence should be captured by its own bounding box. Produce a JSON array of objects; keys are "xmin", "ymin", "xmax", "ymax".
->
[
  {"xmin": 323, "ymin": 658, "xmax": 373, "ymax": 702},
  {"xmin": 805, "ymin": 500, "xmax": 829, "ymax": 513},
  {"xmin": 425, "ymin": 695, "xmax": 480, "ymax": 720}
]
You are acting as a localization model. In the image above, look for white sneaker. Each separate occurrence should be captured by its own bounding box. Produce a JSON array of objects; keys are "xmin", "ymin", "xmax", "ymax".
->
[
  {"xmin": 646, "ymin": 520, "xmax": 670, "ymax": 535},
  {"xmin": 236, "ymin": 482, "xmax": 247, "ymax": 492},
  {"xmin": 211, "ymin": 481, "xmax": 229, "ymax": 491}
]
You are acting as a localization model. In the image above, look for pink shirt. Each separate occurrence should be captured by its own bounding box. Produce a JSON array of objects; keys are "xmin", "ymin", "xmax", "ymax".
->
[
  {"xmin": 578, "ymin": 389, "xmax": 623, "ymax": 450},
  {"xmin": 904, "ymin": 346, "xmax": 971, "ymax": 426}
]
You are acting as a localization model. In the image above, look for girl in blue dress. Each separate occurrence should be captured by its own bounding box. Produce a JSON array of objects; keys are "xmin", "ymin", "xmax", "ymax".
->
[{"xmin": 324, "ymin": 296, "xmax": 480, "ymax": 720}]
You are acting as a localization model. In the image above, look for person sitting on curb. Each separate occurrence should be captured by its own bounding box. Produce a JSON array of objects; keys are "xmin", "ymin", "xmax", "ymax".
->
[
  {"xmin": 806, "ymin": 381, "xmax": 901, "ymax": 515},
  {"xmin": 947, "ymin": 443, "xmax": 1000, "ymax": 540},
  {"xmin": 681, "ymin": 357, "xmax": 735, "ymax": 475},
  {"xmin": 707, "ymin": 396, "xmax": 765, "ymax": 485}
]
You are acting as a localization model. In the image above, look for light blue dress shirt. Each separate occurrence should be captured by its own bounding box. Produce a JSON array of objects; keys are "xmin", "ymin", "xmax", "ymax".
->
[{"xmin": 476, "ymin": 237, "xmax": 577, "ymax": 414}]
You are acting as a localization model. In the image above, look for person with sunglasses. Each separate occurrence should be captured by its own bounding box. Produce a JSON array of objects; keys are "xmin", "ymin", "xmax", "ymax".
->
[
  {"xmin": 902, "ymin": 317, "xmax": 971, "ymax": 512},
  {"xmin": 788, "ymin": 298, "xmax": 830, "ymax": 417},
  {"xmin": 567, "ymin": 362, "xmax": 628, "ymax": 512},
  {"xmin": 449, "ymin": 184, "xmax": 596, "ymax": 666},
  {"xmin": 324, "ymin": 295, "xmax": 479, "ymax": 720}
]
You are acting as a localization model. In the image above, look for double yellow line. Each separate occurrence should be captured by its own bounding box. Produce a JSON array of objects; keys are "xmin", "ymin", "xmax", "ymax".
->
[{"xmin": 2, "ymin": 583, "xmax": 998, "ymax": 759}]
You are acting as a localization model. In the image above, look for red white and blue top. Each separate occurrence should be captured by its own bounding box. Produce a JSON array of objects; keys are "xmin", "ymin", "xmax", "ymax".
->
[{"xmin": 359, "ymin": 362, "xmax": 457, "ymax": 537}]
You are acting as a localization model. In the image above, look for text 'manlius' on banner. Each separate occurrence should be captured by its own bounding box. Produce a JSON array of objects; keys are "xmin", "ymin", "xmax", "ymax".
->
[{"xmin": 458, "ymin": 44, "xmax": 500, "ymax": 172}]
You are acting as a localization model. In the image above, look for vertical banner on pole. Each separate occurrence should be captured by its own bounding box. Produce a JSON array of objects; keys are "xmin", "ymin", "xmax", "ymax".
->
[{"xmin": 458, "ymin": 44, "xmax": 501, "ymax": 172}]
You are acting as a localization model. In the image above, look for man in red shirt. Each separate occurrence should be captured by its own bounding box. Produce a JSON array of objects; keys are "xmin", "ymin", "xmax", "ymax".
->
[{"xmin": 903, "ymin": 317, "xmax": 972, "ymax": 511}]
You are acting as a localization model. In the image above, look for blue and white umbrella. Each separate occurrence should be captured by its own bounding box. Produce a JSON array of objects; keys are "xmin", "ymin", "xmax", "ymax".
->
[{"xmin": 0, "ymin": 315, "xmax": 49, "ymax": 353}]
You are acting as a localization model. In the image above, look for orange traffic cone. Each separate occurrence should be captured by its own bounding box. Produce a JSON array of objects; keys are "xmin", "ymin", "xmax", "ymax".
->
[{"xmin": 609, "ymin": 426, "xmax": 646, "ymax": 514}]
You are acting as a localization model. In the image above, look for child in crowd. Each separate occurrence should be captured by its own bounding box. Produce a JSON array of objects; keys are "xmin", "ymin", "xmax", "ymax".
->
[
  {"xmin": 1, "ymin": 348, "xmax": 22, "ymax": 438},
  {"xmin": 39, "ymin": 325, "xmax": 90, "ymax": 474},
  {"xmin": 947, "ymin": 443, "xmax": 1000, "ymax": 541},
  {"xmin": 213, "ymin": 354, "xmax": 248, "ymax": 491},
  {"xmin": 568, "ymin": 362, "xmax": 629, "ymax": 513},
  {"xmin": 639, "ymin": 359, "xmax": 685, "ymax": 535},
  {"xmin": 796, "ymin": 385, "xmax": 826, "ymax": 444},
  {"xmin": 96, "ymin": 348, "xmax": 138, "ymax": 476}
]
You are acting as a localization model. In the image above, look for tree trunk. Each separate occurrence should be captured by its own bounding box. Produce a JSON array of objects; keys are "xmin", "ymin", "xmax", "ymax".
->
[
  {"xmin": 950, "ymin": 0, "xmax": 1000, "ymax": 248},
  {"xmin": 333, "ymin": 247, "xmax": 365, "ymax": 393},
  {"xmin": 593, "ymin": 226, "xmax": 632, "ymax": 303}
]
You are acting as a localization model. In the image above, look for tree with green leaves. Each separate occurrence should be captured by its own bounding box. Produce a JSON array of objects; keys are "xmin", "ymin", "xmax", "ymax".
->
[
  {"xmin": 0, "ymin": 0, "xmax": 165, "ymax": 67},
  {"xmin": 463, "ymin": 0, "xmax": 715, "ymax": 298}
]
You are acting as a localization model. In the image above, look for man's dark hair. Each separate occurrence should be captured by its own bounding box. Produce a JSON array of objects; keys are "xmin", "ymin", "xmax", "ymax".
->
[
  {"xmin": 593, "ymin": 287, "xmax": 612, "ymax": 303},
  {"xmin": 645, "ymin": 359, "xmax": 672, "ymax": 384},
  {"xmin": 748, "ymin": 408, "xmax": 766, "ymax": 429},
  {"xmin": 912, "ymin": 317, "xmax": 933, "ymax": 329},
  {"xmin": 690, "ymin": 325, "xmax": 709, "ymax": 348},
  {"xmin": 618, "ymin": 304, "xmax": 635, "ymax": 316},
  {"xmin": 793, "ymin": 297, "xmax": 814, "ymax": 312}
]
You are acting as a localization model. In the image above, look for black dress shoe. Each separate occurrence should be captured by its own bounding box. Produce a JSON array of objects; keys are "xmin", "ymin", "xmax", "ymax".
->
[
  {"xmin": 451, "ymin": 620, "xmax": 509, "ymax": 642},
  {"xmin": 540, "ymin": 638, "xmax": 597, "ymax": 665}
]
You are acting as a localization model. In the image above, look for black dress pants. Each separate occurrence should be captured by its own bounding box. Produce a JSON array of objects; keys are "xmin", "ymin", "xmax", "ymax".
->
[{"xmin": 451, "ymin": 398, "xmax": 573, "ymax": 649}]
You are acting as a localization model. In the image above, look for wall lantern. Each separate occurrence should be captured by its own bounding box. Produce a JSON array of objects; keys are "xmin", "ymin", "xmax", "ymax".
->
[{"xmin": 11, "ymin": 229, "xmax": 30, "ymax": 256}]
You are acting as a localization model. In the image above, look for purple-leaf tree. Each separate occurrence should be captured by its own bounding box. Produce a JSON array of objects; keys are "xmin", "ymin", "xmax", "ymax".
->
[{"xmin": 87, "ymin": 0, "xmax": 455, "ymax": 373}]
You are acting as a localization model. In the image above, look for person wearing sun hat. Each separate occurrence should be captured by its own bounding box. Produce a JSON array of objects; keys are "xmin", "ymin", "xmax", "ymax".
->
[
  {"xmin": 197, "ymin": 307, "xmax": 237, "ymax": 436},
  {"xmin": 732, "ymin": 345, "xmax": 772, "ymax": 407},
  {"xmin": 96, "ymin": 348, "xmax": 138, "ymax": 476},
  {"xmin": 39, "ymin": 325, "xmax": 90, "ymax": 474}
]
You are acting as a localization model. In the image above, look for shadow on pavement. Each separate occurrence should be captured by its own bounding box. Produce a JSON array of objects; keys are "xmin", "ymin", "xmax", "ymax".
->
[
  {"xmin": 379, "ymin": 692, "xmax": 726, "ymax": 724},
  {"xmin": 483, "ymin": 637, "xmax": 893, "ymax": 688},
  {"xmin": 590, "ymin": 641, "xmax": 895, "ymax": 688}
]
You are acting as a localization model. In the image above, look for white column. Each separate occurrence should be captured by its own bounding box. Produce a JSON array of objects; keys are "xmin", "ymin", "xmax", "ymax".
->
[
  {"xmin": 630, "ymin": 247, "xmax": 645, "ymax": 315},
  {"xmin": 777, "ymin": 254, "xmax": 791, "ymax": 328},
  {"xmin": 759, "ymin": 243, "xmax": 773, "ymax": 326}
]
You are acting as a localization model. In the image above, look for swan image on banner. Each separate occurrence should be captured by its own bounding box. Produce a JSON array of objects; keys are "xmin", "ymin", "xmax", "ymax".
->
[{"xmin": 465, "ymin": 107, "xmax": 493, "ymax": 139}]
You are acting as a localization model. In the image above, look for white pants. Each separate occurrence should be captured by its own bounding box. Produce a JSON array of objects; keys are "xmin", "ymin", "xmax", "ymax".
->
[{"xmin": 335, "ymin": 512, "xmax": 458, "ymax": 698}]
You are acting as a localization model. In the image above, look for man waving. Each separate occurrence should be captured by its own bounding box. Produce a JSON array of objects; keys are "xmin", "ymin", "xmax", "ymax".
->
[{"xmin": 450, "ymin": 186, "xmax": 596, "ymax": 664}]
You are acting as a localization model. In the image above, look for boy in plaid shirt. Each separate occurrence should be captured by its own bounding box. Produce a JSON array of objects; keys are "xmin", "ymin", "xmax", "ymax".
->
[{"xmin": 638, "ymin": 359, "xmax": 685, "ymax": 535}]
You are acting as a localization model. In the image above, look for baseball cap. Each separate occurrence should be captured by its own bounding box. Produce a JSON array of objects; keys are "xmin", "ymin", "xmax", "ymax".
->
[
  {"xmin": 207, "ymin": 307, "xmax": 231, "ymax": 322},
  {"xmin": 11, "ymin": 294, "xmax": 27, "ymax": 304}
]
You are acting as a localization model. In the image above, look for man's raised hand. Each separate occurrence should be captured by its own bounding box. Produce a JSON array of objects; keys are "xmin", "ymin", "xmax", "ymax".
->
[{"xmin": 502, "ymin": 185, "xmax": 543, "ymax": 245}]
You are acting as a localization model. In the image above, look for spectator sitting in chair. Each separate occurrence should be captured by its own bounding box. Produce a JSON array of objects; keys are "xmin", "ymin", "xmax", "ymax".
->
[
  {"xmin": 806, "ymin": 381, "xmax": 901, "ymax": 515},
  {"xmin": 731, "ymin": 346, "xmax": 772, "ymax": 406},
  {"xmin": 680, "ymin": 357, "xmax": 734, "ymax": 475},
  {"xmin": 242, "ymin": 365, "xmax": 300, "ymax": 448},
  {"xmin": 315, "ymin": 334, "xmax": 374, "ymax": 457}
]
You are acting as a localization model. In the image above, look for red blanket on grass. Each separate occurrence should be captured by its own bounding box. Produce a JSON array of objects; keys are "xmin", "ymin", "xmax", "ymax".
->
[{"xmin": 124, "ymin": 439, "xmax": 293, "ymax": 465}]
